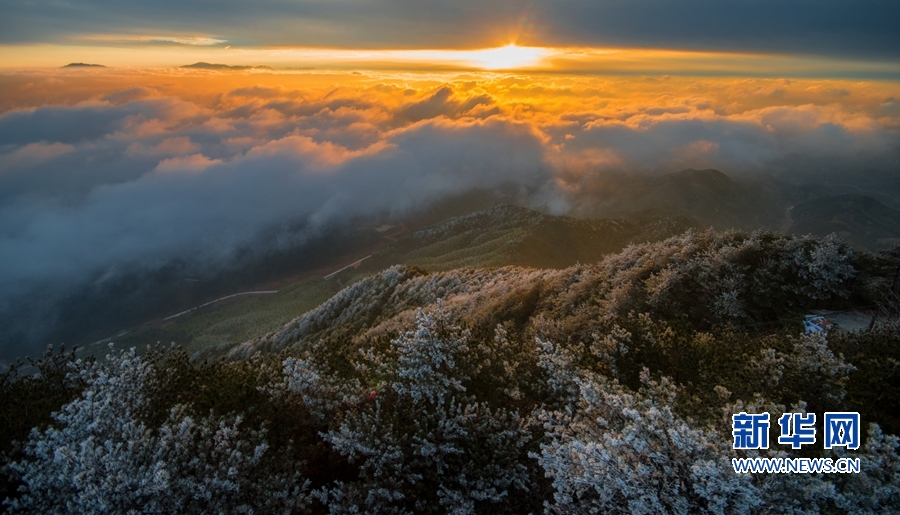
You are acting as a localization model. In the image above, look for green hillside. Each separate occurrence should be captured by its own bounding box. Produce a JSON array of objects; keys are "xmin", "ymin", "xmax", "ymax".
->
[
  {"xmin": 368, "ymin": 204, "xmax": 696, "ymax": 271},
  {"xmin": 79, "ymin": 277, "xmax": 342, "ymax": 359}
]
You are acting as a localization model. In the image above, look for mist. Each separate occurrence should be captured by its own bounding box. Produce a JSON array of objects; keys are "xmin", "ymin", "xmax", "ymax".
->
[{"xmin": 1, "ymin": 70, "xmax": 899, "ymax": 358}]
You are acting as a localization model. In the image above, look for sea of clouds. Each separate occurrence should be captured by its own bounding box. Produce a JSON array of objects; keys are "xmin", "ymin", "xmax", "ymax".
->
[{"xmin": 0, "ymin": 70, "xmax": 898, "ymax": 355}]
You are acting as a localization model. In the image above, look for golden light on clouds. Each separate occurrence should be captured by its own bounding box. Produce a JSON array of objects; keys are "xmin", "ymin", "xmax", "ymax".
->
[{"xmin": 1, "ymin": 66, "xmax": 899, "ymax": 311}]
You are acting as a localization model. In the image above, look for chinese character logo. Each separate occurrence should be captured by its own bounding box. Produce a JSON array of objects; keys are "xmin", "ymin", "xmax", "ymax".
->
[
  {"xmin": 733, "ymin": 412, "xmax": 770, "ymax": 450},
  {"xmin": 823, "ymin": 412, "xmax": 860, "ymax": 450},
  {"xmin": 777, "ymin": 413, "xmax": 816, "ymax": 449}
]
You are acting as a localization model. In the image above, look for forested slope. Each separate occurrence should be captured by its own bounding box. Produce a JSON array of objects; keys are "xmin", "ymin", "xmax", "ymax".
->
[
  {"xmin": 3, "ymin": 229, "xmax": 899, "ymax": 514},
  {"xmin": 230, "ymin": 229, "xmax": 858, "ymax": 362}
]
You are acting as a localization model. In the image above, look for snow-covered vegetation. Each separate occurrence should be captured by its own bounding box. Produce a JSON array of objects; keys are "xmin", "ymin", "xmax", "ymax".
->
[{"xmin": 2, "ymin": 229, "xmax": 898, "ymax": 513}]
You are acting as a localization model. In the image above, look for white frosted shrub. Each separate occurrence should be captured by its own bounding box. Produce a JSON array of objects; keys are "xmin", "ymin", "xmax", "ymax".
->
[
  {"xmin": 319, "ymin": 307, "xmax": 531, "ymax": 514},
  {"xmin": 536, "ymin": 367, "xmax": 760, "ymax": 515},
  {"xmin": 829, "ymin": 425, "xmax": 900, "ymax": 514},
  {"xmin": 6, "ymin": 348, "xmax": 309, "ymax": 514},
  {"xmin": 793, "ymin": 233, "xmax": 856, "ymax": 300}
]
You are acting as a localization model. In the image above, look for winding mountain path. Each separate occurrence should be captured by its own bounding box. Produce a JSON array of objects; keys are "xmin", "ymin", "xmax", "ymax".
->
[{"xmin": 162, "ymin": 290, "xmax": 278, "ymax": 321}]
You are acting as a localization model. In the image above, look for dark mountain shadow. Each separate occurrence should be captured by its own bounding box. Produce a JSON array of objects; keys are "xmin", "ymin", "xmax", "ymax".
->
[{"xmin": 790, "ymin": 194, "xmax": 900, "ymax": 251}]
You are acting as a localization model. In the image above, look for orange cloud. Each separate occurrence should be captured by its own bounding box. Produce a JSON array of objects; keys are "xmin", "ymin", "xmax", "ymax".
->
[
  {"xmin": 125, "ymin": 137, "xmax": 198, "ymax": 156},
  {"xmin": 1, "ymin": 141, "xmax": 75, "ymax": 170},
  {"xmin": 154, "ymin": 153, "xmax": 221, "ymax": 173},
  {"xmin": 2, "ymin": 70, "xmax": 896, "ymax": 177},
  {"xmin": 1, "ymin": 67, "xmax": 899, "ymax": 322}
]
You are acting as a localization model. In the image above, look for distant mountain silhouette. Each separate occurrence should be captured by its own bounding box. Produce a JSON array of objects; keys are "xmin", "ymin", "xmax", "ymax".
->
[
  {"xmin": 62, "ymin": 63, "xmax": 106, "ymax": 68},
  {"xmin": 182, "ymin": 62, "xmax": 273, "ymax": 70},
  {"xmin": 580, "ymin": 169, "xmax": 786, "ymax": 231},
  {"xmin": 790, "ymin": 194, "xmax": 900, "ymax": 251}
]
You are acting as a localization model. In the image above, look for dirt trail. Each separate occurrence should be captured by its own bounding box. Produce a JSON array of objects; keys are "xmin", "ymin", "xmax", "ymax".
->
[{"xmin": 162, "ymin": 290, "xmax": 279, "ymax": 321}]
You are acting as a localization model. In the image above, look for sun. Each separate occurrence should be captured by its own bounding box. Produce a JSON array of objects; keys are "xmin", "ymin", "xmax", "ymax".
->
[
  {"xmin": 465, "ymin": 44, "xmax": 549, "ymax": 70},
  {"xmin": 260, "ymin": 44, "xmax": 553, "ymax": 71}
]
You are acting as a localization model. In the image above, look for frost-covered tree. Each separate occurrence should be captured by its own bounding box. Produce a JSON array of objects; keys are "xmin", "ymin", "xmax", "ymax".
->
[
  {"xmin": 5, "ymin": 347, "xmax": 309, "ymax": 514},
  {"xmin": 318, "ymin": 307, "xmax": 533, "ymax": 514},
  {"xmin": 830, "ymin": 424, "xmax": 900, "ymax": 513},
  {"xmin": 2, "ymin": 228, "xmax": 894, "ymax": 514},
  {"xmin": 536, "ymin": 366, "xmax": 759, "ymax": 515}
]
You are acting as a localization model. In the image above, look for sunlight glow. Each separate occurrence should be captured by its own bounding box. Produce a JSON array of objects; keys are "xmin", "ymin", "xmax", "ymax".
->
[
  {"xmin": 388, "ymin": 44, "xmax": 553, "ymax": 70},
  {"xmin": 235, "ymin": 44, "xmax": 555, "ymax": 71},
  {"xmin": 452, "ymin": 44, "xmax": 551, "ymax": 70},
  {"xmin": 2, "ymin": 42, "xmax": 898, "ymax": 80}
]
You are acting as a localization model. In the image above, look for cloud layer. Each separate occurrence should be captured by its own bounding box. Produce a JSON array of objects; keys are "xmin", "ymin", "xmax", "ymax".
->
[{"xmin": 0, "ymin": 69, "xmax": 898, "ymax": 314}]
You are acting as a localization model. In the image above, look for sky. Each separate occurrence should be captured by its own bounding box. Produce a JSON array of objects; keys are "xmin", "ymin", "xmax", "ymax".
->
[
  {"xmin": 0, "ymin": 0, "xmax": 899, "ymax": 354},
  {"xmin": 1, "ymin": 0, "xmax": 900, "ymax": 60},
  {"xmin": 1, "ymin": 0, "xmax": 900, "ymax": 74}
]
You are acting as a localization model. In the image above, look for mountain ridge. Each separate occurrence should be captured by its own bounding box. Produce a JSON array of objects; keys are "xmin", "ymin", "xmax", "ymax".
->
[
  {"xmin": 790, "ymin": 193, "xmax": 900, "ymax": 251},
  {"xmin": 222, "ymin": 226, "xmax": 863, "ymax": 361},
  {"xmin": 578, "ymin": 168, "xmax": 787, "ymax": 231}
]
